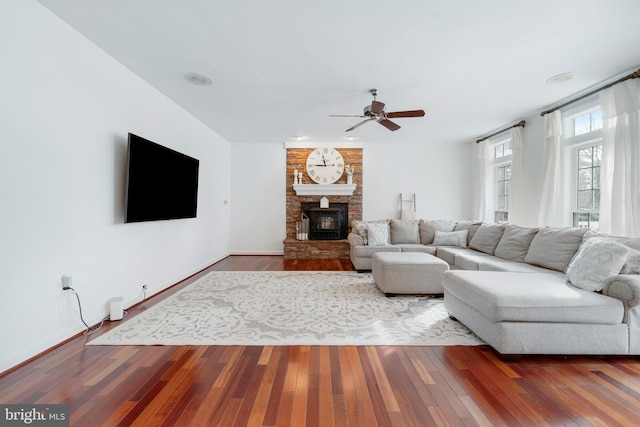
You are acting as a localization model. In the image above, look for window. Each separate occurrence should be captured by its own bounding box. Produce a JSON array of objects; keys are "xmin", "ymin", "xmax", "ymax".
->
[
  {"xmin": 564, "ymin": 103, "xmax": 603, "ymax": 230},
  {"xmin": 573, "ymin": 110, "xmax": 603, "ymax": 136},
  {"xmin": 495, "ymin": 164, "xmax": 510, "ymax": 223},
  {"xmin": 574, "ymin": 144, "xmax": 601, "ymax": 229},
  {"xmin": 491, "ymin": 135, "xmax": 512, "ymax": 223},
  {"xmin": 495, "ymin": 141, "xmax": 512, "ymax": 159}
]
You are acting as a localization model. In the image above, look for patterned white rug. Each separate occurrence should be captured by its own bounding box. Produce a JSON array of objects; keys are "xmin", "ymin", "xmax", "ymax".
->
[{"xmin": 88, "ymin": 271, "xmax": 484, "ymax": 346}]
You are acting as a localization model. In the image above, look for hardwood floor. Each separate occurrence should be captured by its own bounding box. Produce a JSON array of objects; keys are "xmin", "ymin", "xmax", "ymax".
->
[{"xmin": 1, "ymin": 256, "xmax": 639, "ymax": 426}]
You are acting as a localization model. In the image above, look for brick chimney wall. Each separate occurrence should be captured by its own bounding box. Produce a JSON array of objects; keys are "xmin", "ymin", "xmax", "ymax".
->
[{"xmin": 284, "ymin": 148, "xmax": 363, "ymax": 259}]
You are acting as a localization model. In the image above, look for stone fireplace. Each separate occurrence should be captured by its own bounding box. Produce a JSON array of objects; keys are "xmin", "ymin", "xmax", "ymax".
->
[{"xmin": 284, "ymin": 147, "xmax": 362, "ymax": 259}]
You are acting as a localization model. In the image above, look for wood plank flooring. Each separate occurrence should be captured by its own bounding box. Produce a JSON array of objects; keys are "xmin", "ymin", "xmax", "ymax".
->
[{"xmin": 1, "ymin": 256, "xmax": 639, "ymax": 426}]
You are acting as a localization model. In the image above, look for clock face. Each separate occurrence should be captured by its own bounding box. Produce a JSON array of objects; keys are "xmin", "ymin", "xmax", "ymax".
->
[{"xmin": 306, "ymin": 148, "xmax": 345, "ymax": 184}]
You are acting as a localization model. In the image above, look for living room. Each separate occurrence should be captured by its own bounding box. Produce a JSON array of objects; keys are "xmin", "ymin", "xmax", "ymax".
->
[{"xmin": 2, "ymin": 1, "xmax": 640, "ymax": 424}]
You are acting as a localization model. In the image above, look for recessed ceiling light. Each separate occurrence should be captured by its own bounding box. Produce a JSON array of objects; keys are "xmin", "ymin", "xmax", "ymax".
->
[
  {"xmin": 293, "ymin": 136, "xmax": 304, "ymax": 140},
  {"xmin": 184, "ymin": 73, "xmax": 212, "ymax": 86},
  {"xmin": 344, "ymin": 136, "xmax": 356, "ymax": 140},
  {"xmin": 546, "ymin": 72, "xmax": 578, "ymax": 84}
]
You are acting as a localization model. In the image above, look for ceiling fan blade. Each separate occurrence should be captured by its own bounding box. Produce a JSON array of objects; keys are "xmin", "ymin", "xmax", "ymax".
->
[
  {"xmin": 386, "ymin": 110, "xmax": 426, "ymax": 118},
  {"xmin": 346, "ymin": 118, "xmax": 373, "ymax": 132},
  {"xmin": 379, "ymin": 119, "xmax": 400, "ymax": 131},
  {"xmin": 371, "ymin": 100, "xmax": 385, "ymax": 114},
  {"xmin": 329, "ymin": 114, "xmax": 366, "ymax": 117}
]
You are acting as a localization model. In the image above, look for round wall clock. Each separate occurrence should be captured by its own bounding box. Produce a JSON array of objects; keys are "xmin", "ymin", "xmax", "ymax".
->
[{"xmin": 306, "ymin": 148, "xmax": 345, "ymax": 184}]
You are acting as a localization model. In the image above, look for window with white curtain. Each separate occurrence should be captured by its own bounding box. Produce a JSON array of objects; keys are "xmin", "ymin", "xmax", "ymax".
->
[
  {"xmin": 563, "ymin": 102, "xmax": 603, "ymax": 230},
  {"xmin": 495, "ymin": 164, "xmax": 510, "ymax": 223},
  {"xmin": 491, "ymin": 135, "xmax": 511, "ymax": 223}
]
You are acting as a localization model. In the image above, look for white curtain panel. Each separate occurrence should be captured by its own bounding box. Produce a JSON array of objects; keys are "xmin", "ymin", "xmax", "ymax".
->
[
  {"xmin": 538, "ymin": 110, "xmax": 564, "ymax": 226},
  {"xmin": 599, "ymin": 79, "xmax": 640, "ymax": 237},
  {"xmin": 473, "ymin": 140, "xmax": 493, "ymax": 221},
  {"xmin": 507, "ymin": 127, "xmax": 526, "ymax": 224}
]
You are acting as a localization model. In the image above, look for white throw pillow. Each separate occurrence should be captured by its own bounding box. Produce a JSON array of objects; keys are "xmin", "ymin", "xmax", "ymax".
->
[
  {"xmin": 367, "ymin": 223, "xmax": 391, "ymax": 246},
  {"xmin": 432, "ymin": 230, "xmax": 468, "ymax": 247},
  {"xmin": 566, "ymin": 237, "xmax": 630, "ymax": 291},
  {"xmin": 351, "ymin": 220, "xmax": 369, "ymax": 244},
  {"xmin": 621, "ymin": 248, "xmax": 640, "ymax": 274},
  {"xmin": 418, "ymin": 219, "xmax": 456, "ymax": 244}
]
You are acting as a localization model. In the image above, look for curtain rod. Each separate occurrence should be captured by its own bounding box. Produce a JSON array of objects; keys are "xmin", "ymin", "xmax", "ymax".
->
[
  {"xmin": 540, "ymin": 68, "xmax": 640, "ymax": 117},
  {"xmin": 476, "ymin": 120, "xmax": 526, "ymax": 144}
]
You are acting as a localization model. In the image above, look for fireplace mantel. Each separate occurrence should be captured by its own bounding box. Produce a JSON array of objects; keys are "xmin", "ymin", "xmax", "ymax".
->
[{"xmin": 293, "ymin": 184, "xmax": 356, "ymax": 196}]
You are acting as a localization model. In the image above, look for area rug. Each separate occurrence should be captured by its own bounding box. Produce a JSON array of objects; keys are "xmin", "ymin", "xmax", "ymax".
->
[{"xmin": 88, "ymin": 271, "xmax": 485, "ymax": 346}]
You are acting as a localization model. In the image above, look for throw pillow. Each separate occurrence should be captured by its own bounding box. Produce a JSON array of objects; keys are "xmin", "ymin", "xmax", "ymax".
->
[
  {"xmin": 351, "ymin": 219, "xmax": 389, "ymax": 245},
  {"xmin": 524, "ymin": 227, "xmax": 588, "ymax": 272},
  {"xmin": 621, "ymin": 248, "xmax": 640, "ymax": 274},
  {"xmin": 469, "ymin": 223, "xmax": 506, "ymax": 255},
  {"xmin": 582, "ymin": 230, "xmax": 640, "ymax": 274},
  {"xmin": 351, "ymin": 220, "xmax": 369, "ymax": 244},
  {"xmin": 390, "ymin": 219, "xmax": 420, "ymax": 244},
  {"xmin": 367, "ymin": 222, "xmax": 391, "ymax": 246},
  {"xmin": 418, "ymin": 219, "xmax": 456, "ymax": 244},
  {"xmin": 454, "ymin": 220, "xmax": 483, "ymax": 245},
  {"xmin": 566, "ymin": 237, "xmax": 630, "ymax": 291},
  {"xmin": 432, "ymin": 230, "xmax": 468, "ymax": 247},
  {"xmin": 494, "ymin": 225, "xmax": 539, "ymax": 261}
]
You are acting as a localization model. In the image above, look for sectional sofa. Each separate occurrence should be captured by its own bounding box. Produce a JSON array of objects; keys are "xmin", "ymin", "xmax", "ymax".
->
[{"xmin": 348, "ymin": 219, "xmax": 640, "ymax": 355}]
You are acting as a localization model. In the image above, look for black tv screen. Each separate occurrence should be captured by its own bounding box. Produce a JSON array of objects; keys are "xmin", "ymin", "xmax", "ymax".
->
[{"xmin": 125, "ymin": 133, "xmax": 199, "ymax": 223}]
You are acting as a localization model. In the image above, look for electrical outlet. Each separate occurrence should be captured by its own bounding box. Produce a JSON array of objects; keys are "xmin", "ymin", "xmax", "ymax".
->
[{"xmin": 61, "ymin": 275, "xmax": 72, "ymax": 290}]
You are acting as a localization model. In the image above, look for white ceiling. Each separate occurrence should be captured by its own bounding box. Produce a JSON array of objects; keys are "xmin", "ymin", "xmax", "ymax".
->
[{"xmin": 37, "ymin": 0, "xmax": 640, "ymax": 144}]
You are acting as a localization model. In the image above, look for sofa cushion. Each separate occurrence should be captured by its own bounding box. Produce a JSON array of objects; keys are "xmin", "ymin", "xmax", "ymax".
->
[
  {"xmin": 433, "ymin": 230, "xmax": 468, "ymax": 247},
  {"xmin": 396, "ymin": 244, "xmax": 437, "ymax": 255},
  {"xmin": 524, "ymin": 227, "xmax": 588, "ymax": 272},
  {"xmin": 443, "ymin": 271, "xmax": 624, "ymax": 324},
  {"xmin": 390, "ymin": 219, "xmax": 420, "ymax": 244},
  {"xmin": 367, "ymin": 222, "xmax": 391, "ymax": 246},
  {"xmin": 352, "ymin": 244, "xmax": 401, "ymax": 258},
  {"xmin": 494, "ymin": 225, "xmax": 539, "ymax": 262},
  {"xmin": 419, "ymin": 219, "xmax": 456, "ymax": 244},
  {"xmin": 469, "ymin": 223, "xmax": 505, "ymax": 255},
  {"xmin": 435, "ymin": 247, "xmax": 470, "ymax": 265},
  {"xmin": 453, "ymin": 249, "xmax": 495, "ymax": 270},
  {"xmin": 566, "ymin": 237, "xmax": 630, "ymax": 291},
  {"xmin": 454, "ymin": 220, "xmax": 483, "ymax": 245},
  {"xmin": 478, "ymin": 258, "xmax": 565, "ymax": 276}
]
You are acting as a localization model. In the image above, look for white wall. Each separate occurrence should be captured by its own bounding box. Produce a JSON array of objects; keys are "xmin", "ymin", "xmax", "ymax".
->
[
  {"xmin": 230, "ymin": 141, "xmax": 474, "ymax": 254},
  {"xmin": 362, "ymin": 142, "xmax": 473, "ymax": 220},
  {"xmin": 231, "ymin": 143, "xmax": 286, "ymax": 254},
  {"xmin": 0, "ymin": 1, "xmax": 231, "ymax": 373}
]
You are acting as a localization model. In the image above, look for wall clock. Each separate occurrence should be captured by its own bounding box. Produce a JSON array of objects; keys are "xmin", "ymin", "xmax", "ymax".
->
[{"xmin": 306, "ymin": 148, "xmax": 345, "ymax": 184}]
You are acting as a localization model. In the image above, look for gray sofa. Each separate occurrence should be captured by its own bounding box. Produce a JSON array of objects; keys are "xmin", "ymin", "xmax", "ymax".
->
[{"xmin": 348, "ymin": 219, "xmax": 640, "ymax": 355}]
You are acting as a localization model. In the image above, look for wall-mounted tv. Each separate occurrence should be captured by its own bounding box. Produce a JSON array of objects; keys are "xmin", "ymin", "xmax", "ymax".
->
[{"xmin": 125, "ymin": 133, "xmax": 200, "ymax": 223}]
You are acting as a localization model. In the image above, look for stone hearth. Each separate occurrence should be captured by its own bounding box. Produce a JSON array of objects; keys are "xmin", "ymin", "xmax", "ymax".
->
[{"xmin": 284, "ymin": 148, "xmax": 362, "ymax": 259}]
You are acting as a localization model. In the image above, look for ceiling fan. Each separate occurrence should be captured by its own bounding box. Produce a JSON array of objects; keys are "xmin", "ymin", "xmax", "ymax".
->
[{"xmin": 330, "ymin": 89, "xmax": 425, "ymax": 132}]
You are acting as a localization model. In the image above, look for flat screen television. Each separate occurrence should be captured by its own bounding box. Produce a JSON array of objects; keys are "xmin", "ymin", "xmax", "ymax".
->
[{"xmin": 124, "ymin": 133, "xmax": 200, "ymax": 223}]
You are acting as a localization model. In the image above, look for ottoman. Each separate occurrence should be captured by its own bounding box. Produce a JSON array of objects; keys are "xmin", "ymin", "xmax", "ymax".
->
[{"xmin": 372, "ymin": 252, "xmax": 449, "ymax": 296}]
